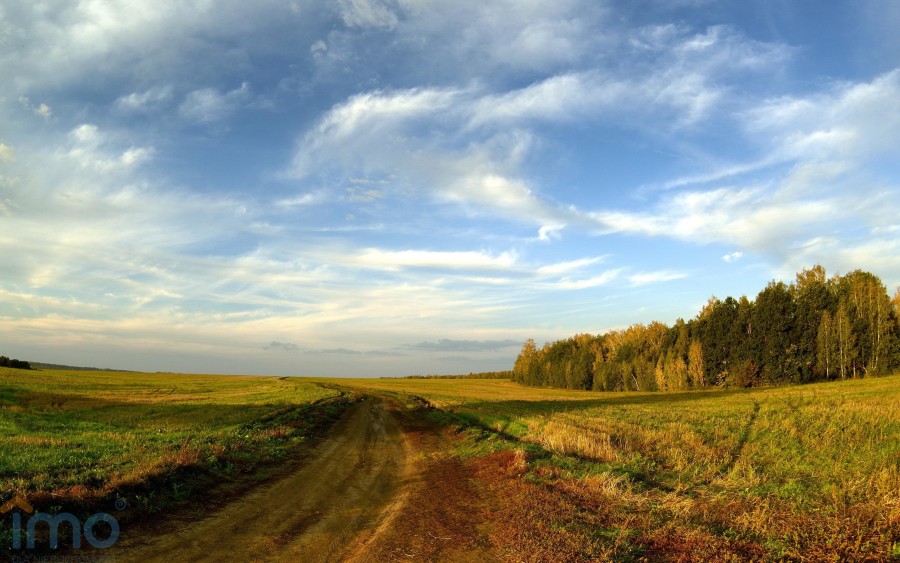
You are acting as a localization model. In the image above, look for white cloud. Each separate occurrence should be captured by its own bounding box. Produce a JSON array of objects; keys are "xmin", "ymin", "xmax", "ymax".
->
[
  {"xmin": 355, "ymin": 248, "xmax": 518, "ymax": 271},
  {"xmin": 115, "ymin": 86, "xmax": 173, "ymax": 112},
  {"xmin": 345, "ymin": 187, "xmax": 383, "ymax": 203},
  {"xmin": 0, "ymin": 1, "xmax": 306, "ymax": 97},
  {"xmin": 552, "ymin": 269, "xmax": 622, "ymax": 290},
  {"xmin": 443, "ymin": 171, "xmax": 561, "ymax": 225},
  {"xmin": 463, "ymin": 35, "xmax": 775, "ymax": 130},
  {"xmin": 722, "ymin": 251, "xmax": 743, "ymax": 263},
  {"xmin": 588, "ymin": 184, "xmax": 844, "ymax": 253},
  {"xmin": 467, "ymin": 72, "xmax": 616, "ymax": 127},
  {"xmin": 34, "ymin": 103, "xmax": 52, "ymax": 118},
  {"xmin": 746, "ymin": 69, "xmax": 900, "ymax": 162},
  {"xmin": 0, "ymin": 143, "xmax": 14, "ymax": 161},
  {"xmin": 579, "ymin": 69, "xmax": 900, "ymax": 283},
  {"xmin": 16, "ymin": 97, "xmax": 53, "ymax": 119},
  {"xmin": 288, "ymin": 86, "xmax": 570, "ymax": 227},
  {"xmin": 536, "ymin": 256, "xmax": 606, "ymax": 276},
  {"xmin": 779, "ymin": 236, "xmax": 900, "ymax": 287},
  {"xmin": 337, "ymin": 0, "xmax": 399, "ymax": 29},
  {"xmin": 179, "ymin": 82, "xmax": 250, "ymax": 123},
  {"xmin": 537, "ymin": 225, "xmax": 564, "ymax": 241},
  {"xmin": 371, "ymin": 0, "xmax": 606, "ymax": 75},
  {"xmin": 276, "ymin": 192, "xmax": 324, "ymax": 208},
  {"xmin": 628, "ymin": 270, "xmax": 687, "ymax": 286},
  {"xmin": 308, "ymin": 87, "xmax": 461, "ymax": 142},
  {"xmin": 287, "ymin": 20, "xmax": 791, "ymax": 230},
  {"xmin": 63, "ymin": 124, "xmax": 154, "ymax": 172}
]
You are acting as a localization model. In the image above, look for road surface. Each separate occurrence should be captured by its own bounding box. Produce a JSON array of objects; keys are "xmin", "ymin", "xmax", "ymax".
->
[{"xmin": 112, "ymin": 396, "xmax": 496, "ymax": 562}]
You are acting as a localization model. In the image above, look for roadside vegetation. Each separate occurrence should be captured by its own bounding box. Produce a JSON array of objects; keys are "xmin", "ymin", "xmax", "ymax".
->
[
  {"xmin": 0, "ymin": 368, "xmax": 351, "ymax": 545},
  {"xmin": 345, "ymin": 375, "xmax": 900, "ymax": 560}
]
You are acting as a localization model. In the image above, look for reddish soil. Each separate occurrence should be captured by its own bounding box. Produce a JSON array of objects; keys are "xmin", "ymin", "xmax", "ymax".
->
[{"xmin": 109, "ymin": 397, "xmax": 500, "ymax": 562}]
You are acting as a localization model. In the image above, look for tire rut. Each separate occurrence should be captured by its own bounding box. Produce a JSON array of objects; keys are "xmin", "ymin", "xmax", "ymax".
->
[{"xmin": 110, "ymin": 397, "xmax": 410, "ymax": 562}]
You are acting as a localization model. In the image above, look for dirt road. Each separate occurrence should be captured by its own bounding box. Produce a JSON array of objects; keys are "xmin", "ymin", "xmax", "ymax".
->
[
  {"xmin": 112, "ymin": 396, "xmax": 498, "ymax": 562},
  {"xmin": 114, "ymin": 397, "xmax": 414, "ymax": 562}
]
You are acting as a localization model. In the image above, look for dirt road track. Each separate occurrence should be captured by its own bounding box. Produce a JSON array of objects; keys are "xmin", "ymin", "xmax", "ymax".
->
[
  {"xmin": 112, "ymin": 396, "xmax": 498, "ymax": 562},
  {"xmin": 114, "ymin": 398, "xmax": 415, "ymax": 562}
]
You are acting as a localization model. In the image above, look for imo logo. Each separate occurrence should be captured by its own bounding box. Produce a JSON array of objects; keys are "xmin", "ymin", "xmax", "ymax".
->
[{"xmin": 1, "ymin": 495, "xmax": 119, "ymax": 550}]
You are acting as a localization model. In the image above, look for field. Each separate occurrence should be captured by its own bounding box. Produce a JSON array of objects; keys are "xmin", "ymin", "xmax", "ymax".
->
[
  {"xmin": 0, "ymin": 367, "xmax": 348, "ymax": 518},
  {"xmin": 1, "ymin": 367, "xmax": 898, "ymax": 560},
  {"xmin": 344, "ymin": 375, "xmax": 900, "ymax": 560}
]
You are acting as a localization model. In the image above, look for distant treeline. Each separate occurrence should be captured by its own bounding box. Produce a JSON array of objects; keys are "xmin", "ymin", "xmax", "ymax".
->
[
  {"xmin": 514, "ymin": 266, "xmax": 900, "ymax": 391},
  {"xmin": 29, "ymin": 362, "xmax": 128, "ymax": 372},
  {"xmin": 397, "ymin": 370, "xmax": 513, "ymax": 380},
  {"xmin": 0, "ymin": 356, "xmax": 32, "ymax": 370}
]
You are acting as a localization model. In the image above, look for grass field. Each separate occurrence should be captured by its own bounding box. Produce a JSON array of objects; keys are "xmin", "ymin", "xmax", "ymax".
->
[
  {"xmin": 2, "ymin": 367, "xmax": 898, "ymax": 559},
  {"xmin": 0, "ymin": 367, "xmax": 348, "ymax": 518},
  {"xmin": 343, "ymin": 375, "xmax": 900, "ymax": 560}
]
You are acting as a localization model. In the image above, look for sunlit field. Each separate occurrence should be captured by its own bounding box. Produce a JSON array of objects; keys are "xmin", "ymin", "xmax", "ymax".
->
[
  {"xmin": 344, "ymin": 375, "xmax": 900, "ymax": 560},
  {"xmin": 3, "ymin": 367, "xmax": 898, "ymax": 559},
  {"xmin": 0, "ymin": 368, "xmax": 346, "ymax": 513}
]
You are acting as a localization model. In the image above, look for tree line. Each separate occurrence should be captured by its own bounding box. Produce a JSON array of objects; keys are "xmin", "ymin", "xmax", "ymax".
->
[
  {"xmin": 0, "ymin": 356, "xmax": 32, "ymax": 370},
  {"xmin": 397, "ymin": 370, "xmax": 513, "ymax": 380},
  {"xmin": 513, "ymin": 266, "xmax": 900, "ymax": 391}
]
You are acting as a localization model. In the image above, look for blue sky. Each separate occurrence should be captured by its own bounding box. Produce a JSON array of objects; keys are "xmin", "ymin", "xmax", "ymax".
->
[{"xmin": 1, "ymin": 1, "xmax": 899, "ymax": 376}]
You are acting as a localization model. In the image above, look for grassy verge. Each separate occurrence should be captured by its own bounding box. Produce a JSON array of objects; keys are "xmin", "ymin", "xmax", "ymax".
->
[
  {"xmin": 344, "ymin": 375, "xmax": 900, "ymax": 560},
  {"xmin": 0, "ymin": 368, "xmax": 355, "ymax": 552}
]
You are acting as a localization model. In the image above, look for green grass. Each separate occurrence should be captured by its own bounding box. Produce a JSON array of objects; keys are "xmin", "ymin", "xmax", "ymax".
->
[
  {"xmin": 0, "ymin": 368, "xmax": 345, "ymax": 509},
  {"xmin": 344, "ymin": 375, "xmax": 900, "ymax": 559},
  {"xmin": 3, "ymin": 367, "xmax": 897, "ymax": 558}
]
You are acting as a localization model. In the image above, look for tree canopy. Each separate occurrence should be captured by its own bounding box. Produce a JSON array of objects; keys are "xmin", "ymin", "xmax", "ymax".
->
[
  {"xmin": 513, "ymin": 266, "xmax": 900, "ymax": 391},
  {"xmin": 0, "ymin": 356, "xmax": 32, "ymax": 370}
]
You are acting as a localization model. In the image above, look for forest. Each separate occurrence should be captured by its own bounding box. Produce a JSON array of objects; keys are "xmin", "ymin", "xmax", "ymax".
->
[
  {"xmin": 513, "ymin": 266, "xmax": 900, "ymax": 391},
  {"xmin": 0, "ymin": 355, "xmax": 31, "ymax": 370}
]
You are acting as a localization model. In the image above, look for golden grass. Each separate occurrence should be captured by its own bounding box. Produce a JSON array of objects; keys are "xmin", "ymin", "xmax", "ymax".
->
[{"xmin": 344, "ymin": 374, "xmax": 900, "ymax": 559}]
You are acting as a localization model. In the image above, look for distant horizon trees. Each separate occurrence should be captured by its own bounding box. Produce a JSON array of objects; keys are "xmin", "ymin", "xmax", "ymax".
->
[
  {"xmin": 397, "ymin": 370, "xmax": 513, "ymax": 380},
  {"xmin": 513, "ymin": 266, "xmax": 900, "ymax": 391},
  {"xmin": 0, "ymin": 355, "xmax": 32, "ymax": 370}
]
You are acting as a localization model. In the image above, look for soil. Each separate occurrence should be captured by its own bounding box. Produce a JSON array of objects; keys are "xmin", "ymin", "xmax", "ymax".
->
[{"xmin": 109, "ymin": 396, "xmax": 499, "ymax": 562}]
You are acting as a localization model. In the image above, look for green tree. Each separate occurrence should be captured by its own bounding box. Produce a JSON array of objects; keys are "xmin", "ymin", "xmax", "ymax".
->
[
  {"xmin": 753, "ymin": 281, "xmax": 798, "ymax": 383},
  {"xmin": 793, "ymin": 265, "xmax": 832, "ymax": 380},
  {"xmin": 688, "ymin": 340, "xmax": 705, "ymax": 388},
  {"xmin": 654, "ymin": 355, "xmax": 667, "ymax": 392},
  {"xmin": 817, "ymin": 310, "xmax": 835, "ymax": 379},
  {"xmin": 670, "ymin": 353, "xmax": 689, "ymax": 390},
  {"xmin": 840, "ymin": 271, "xmax": 893, "ymax": 375},
  {"xmin": 893, "ymin": 288, "xmax": 900, "ymax": 325},
  {"xmin": 513, "ymin": 339, "xmax": 537, "ymax": 384},
  {"xmin": 515, "ymin": 266, "xmax": 897, "ymax": 392},
  {"xmin": 834, "ymin": 300, "xmax": 856, "ymax": 379}
]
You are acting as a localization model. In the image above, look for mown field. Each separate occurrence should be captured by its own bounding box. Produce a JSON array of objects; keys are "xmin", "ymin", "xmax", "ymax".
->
[
  {"xmin": 0, "ymin": 367, "xmax": 349, "ymax": 521},
  {"xmin": 2, "ymin": 366, "xmax": 898, "ymax": 560},
  {"xmin": 344, "ymin": 375, "xmax": 900, "ymax": 561}
]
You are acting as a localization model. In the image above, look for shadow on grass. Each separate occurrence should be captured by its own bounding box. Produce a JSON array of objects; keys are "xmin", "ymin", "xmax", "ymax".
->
[
  {"xmin": 448, "ymin": 386, "xmax": 758, "ymax": 419},
  {"xmin": 0, "ymin": 387, "xmax": 356, "ymax": 554},
  {"xmin": 0, "ymin": 384, "xmax": 343, "ymax": 430}
]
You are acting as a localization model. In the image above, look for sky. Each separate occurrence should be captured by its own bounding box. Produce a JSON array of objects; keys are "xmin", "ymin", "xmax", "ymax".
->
[{"xmin": 1, "ymin": 1, "xmax": 899, "ymax": 377}]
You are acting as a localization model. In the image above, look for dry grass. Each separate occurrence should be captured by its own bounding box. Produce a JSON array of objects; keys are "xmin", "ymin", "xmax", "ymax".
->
[{"xmin": 345, "ymin": 374, "xmax": 900, "ymax": 560}]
